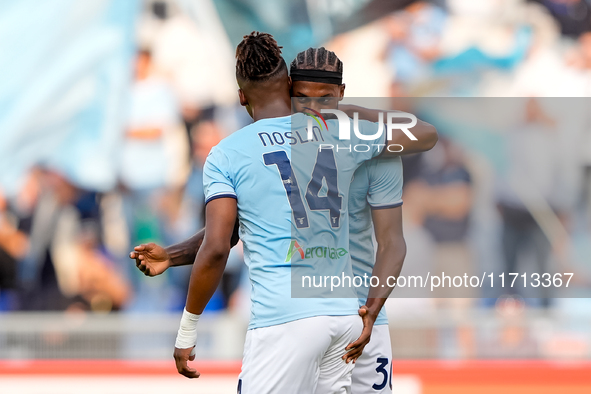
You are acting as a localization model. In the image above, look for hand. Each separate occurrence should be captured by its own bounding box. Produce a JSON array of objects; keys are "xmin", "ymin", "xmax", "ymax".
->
[
  {"xmin": 174, "ymin": 346, "xmax": 200, "ymax": 378},
  {"xmin": 343, "ymin": 306, "xmax": 377, "ymax": 363},
  {"xmin": 129, "ymin": 243, "xmax": 171, "ymax": 276}
]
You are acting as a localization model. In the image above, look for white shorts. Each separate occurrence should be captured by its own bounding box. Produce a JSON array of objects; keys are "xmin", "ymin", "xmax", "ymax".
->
[
  {"xmin": 351, "ymin": 325, "xmax": 392, "ymax": 394},
  {"xmin": 238, "ymin": 315, "xmax": 362, "ymax": 394}
]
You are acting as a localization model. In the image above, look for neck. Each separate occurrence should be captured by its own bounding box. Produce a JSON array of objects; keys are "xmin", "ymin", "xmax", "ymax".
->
[{"xmin": 251, "ymin": 96, "xmax": 292, "ymax": 122}]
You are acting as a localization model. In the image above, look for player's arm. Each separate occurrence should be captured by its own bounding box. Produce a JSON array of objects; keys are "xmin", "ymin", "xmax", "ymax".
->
[
  {"xmin": 173, "ymin": 197, "xmax": 237, "ymax": 379},
  {"xmin": 130, "ymin": 222, "xmax": 240, "ymax": 276},
  {"xmin": 340, "ymin": 104, "xmax": 438, "ymax": 155},
  {"xmin": 344, "ymin": 205, "xmax": 406, "ymax": 362},
  {"xmin": 367, "ymin": 205, "xmax": 406, "ymax": 309}
]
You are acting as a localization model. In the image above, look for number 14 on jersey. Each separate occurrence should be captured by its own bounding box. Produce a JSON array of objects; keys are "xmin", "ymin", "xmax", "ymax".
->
[{"xmin": 264, "ymin": 150, "xmax": 342, "ymax": 228}]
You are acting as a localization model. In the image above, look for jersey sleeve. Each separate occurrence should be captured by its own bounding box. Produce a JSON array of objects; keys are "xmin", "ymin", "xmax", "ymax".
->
[
  {"xmin": 349, "ymin": 119, "xmax": 388, "ymax": 165},
  {"xmin": 367, "ymin": 156, "xmax": 403, "ymax": 209},
  {"xmin": 203, "ymin": 145, "xmax": 237, "ymax": 204}
]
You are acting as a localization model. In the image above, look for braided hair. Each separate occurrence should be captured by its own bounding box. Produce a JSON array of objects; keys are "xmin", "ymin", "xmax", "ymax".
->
[
  {"xmin": 289, "ymin": 47, "xmax": 343, "ymax": 75},
  {"xmin": 236, "ymin": 31, "xmax": 286, "ymax": 82}
]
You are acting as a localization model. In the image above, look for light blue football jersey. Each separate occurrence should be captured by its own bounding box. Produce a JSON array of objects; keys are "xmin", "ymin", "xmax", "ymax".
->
[
  {"xmin": 349, "ymin": 157, "xmax": 403, "ymax": 326},
  {"xmin": 203, "ymin": 112, "xmax": 389, "ymax": 329}
]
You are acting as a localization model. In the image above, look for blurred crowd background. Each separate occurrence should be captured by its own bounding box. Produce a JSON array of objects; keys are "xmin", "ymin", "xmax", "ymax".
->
[{"xmin": 1, "ymin": 0, "xmax": 591, "ymax": 361}]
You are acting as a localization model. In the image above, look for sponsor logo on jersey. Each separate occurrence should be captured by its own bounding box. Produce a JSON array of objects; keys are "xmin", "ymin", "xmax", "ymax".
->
[{"xmin": 285, "ymin": 239, "xmax": 348, "ymax": 262}]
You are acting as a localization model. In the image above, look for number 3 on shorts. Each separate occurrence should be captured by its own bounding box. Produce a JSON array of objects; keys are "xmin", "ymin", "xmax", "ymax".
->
[{"xmin": 373, "ymin": 357, "xmax": 392, "ymax": 391}]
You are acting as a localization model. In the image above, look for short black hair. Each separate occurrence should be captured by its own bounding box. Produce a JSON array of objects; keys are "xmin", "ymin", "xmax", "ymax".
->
[
  {"xmin": 236, "ymin": 31, "xmax": 287, "ymax": 82},
  {"xmin": 289, "ymin": 47, "xmax": 343, "ymax": 74}
]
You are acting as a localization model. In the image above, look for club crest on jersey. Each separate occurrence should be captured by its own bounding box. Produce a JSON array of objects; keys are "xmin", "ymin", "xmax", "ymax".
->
[{"xmin": 285, "ymin": 239, "xmax": 348, "ymax": 262}]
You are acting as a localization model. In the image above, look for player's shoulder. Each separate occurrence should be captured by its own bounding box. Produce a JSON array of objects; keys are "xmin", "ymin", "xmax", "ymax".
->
[
  {"xmin": 372, "ymin": 155, "xmax": 402, "ymax": 166},
  {"xmin": 367, "ymin": 155, "xmax": 403, "ymax": 177},
  {"xmin": 208, "ymin": 125, "xmax": 254, "ymax": 159}
]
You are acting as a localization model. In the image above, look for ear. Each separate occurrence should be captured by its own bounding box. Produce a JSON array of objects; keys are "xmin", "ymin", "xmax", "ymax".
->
[
  {"xmin": 287, "ymin": 77, "xmax": 294, "ymax": 96},
  {"xmin": 238, "ymin": 88, "xmax": 248, "ymax": 107},
  {"xmin": 338, "ymin": 84, "xmax": 346, "ymax": 100}
]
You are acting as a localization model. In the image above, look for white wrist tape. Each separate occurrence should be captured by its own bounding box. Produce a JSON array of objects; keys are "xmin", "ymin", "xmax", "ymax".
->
[{"xmin": 175, "ymin": 308, "xmax": 200, "ymax": 355}]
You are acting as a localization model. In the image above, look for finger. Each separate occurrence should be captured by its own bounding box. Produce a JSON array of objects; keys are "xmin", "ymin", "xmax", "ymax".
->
[
  {"xmin": 189, "ymin": 354, "xmax": 195, "ymax": 361},
  {"xmin": 134, "ymin": 244, "xmax": 146, "ymax": 252},
  {"xmin": 129, "ymin": 252, "xmax": 137, "ymax": 259},
  {"xmin": 343, "ymin": 347, "xmax": 363, "ymax": 363},
  {"xmin": 143, "ymin": 267, "xmax": 151, "ymax": 276},
  {"xmin": 346, "ymin": 339, "xmax": 361, "ymax": 351},
  {"xmin": 175, "ymin": 357, "xmax": 187, "ymax": 374},
  {"xmin": 344, "ymin": 337, "xmax": 369, "ymax": 353},
  {"xmin": 346, "ymin": 331, "xmax": 371, "ymax": 350},
  {"xmin": 138, "ymin": 263, "xmax": 147, "ymax": 272},
  {"xmin": 181, "ymin": 367, "xmax": 200, "ymax": 379},
  {"xmin": 345, "ymin": 340, "xmax": 368, "ymax": 355},
  {"xmin": 345, "ymin": 349, "xmax": 363, "ymax": 364},
  {"xmin": 175, "ymin": 356, "xmax": 200, "ymax": 379},
  {"xmin": 346, "ymin": 336, "xmax": 360, "ymax": 350},
  {"xmin": 346, "ymin": 342, "xmax": 368, "ymax": 361},
  {"xmin": 133, "ymin": 256, "xmax": 144, "ymax": 267}
]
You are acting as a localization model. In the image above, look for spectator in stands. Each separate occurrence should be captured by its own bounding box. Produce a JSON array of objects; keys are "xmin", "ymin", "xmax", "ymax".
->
[
  {"xmin": 120, "ymin": 49, "xmax": 189, "ymax": 192},
  {"xmin": 0, "ymin": 190, "xmax": 26, "ymax": 295},
  {"xmin": 533, "ymin": 0, "xmax": 591, "ymax": 38},
  {"xmin": 16, "ymin": 170, "xmax": 130, "ymax": 311},
  {"xmin": 385, "ymin": 2, "xmax": 446, "ymax": 90},
  {"xmin": 422, "ymin": 138, "xmax": 474, "ymax": 299},
  {"xmin": 496, "ymin": 98, "xmax": 565, "ymax": 306},
  {"xmin": 118, "ymin": 49, "xmax": 190, "ymax": 313}
]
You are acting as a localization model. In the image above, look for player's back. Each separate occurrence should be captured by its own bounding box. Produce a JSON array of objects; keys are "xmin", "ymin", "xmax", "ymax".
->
[{"xmin": 203, "ymin": 112, "xmax": 384, "ymax": 329}]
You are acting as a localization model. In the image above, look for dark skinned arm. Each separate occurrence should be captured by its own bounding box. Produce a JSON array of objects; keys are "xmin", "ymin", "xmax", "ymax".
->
[
  {"xmin": 344, "ymin": 205, "xmax": 406, "ymax": 362},
  {"xmin": 340, "ymin": 104, "xmax": 438, "ymax": 155},
  {"xmin": 173, "ymin": 197, "xmax": 238, "ymax": 378},
  {"xmin": 130, "ymin": 220, "xmax": 240, "ymax": 276}
]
